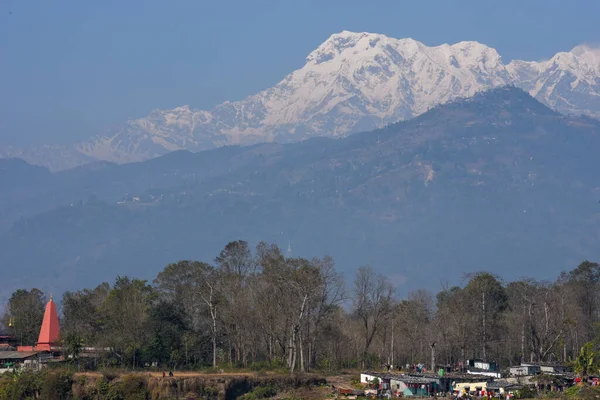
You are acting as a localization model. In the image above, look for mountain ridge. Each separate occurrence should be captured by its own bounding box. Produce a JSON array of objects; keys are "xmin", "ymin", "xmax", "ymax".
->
[
  {"xmin": 1, "ymin": 87, "xmax": 599, "ymax": 299},
  {"xmin": 2, "ymin": 31, "xmax": 600, "ymax": 170}
]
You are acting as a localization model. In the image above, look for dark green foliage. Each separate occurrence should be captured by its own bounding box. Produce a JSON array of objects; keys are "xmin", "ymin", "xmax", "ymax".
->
[
  {"xmin": 96, "ymin": 376, "xmax": 110, "ymax": 396},
  {"xmin": 517, "ymin": 386, "xmax": 537, "ymax": 399},
  {"xmin": 0, "ymin": 370, "xmax": 41, "ymax": 400},
  {"xmin": 0, "ymin": 289, "xmax": 46, "ymax": 346},
  {"xmin": 61, "ymin": 282, "xmax": 110, "ymax": 353},
  {"xmin": 143, "ymin": 300, "xmax": 189, "ymax": 366},
  {"xmin": 242, "ymin": 384, "xmax": 277, "ymax": 399},
  {"xmin": 101, "ymin": 277, "xmax": 155, "ymax": 368},
  {"xmin": 0, "ymin": 370, "xmax": 74, "ymax": 400},
  {"xmin": 39, "ymin": 370, "xmax": 74, "ymax": 400},
  {"xmin": 106, "ymin": 375, "xmax": 149, "ymax": 400}
]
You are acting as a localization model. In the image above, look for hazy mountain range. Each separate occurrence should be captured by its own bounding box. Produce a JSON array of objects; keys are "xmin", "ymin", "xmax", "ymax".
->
[
  {"xmin": 1, "ymin": 87, "xmax": 599, "ymax": 300},
  {"xmin": 2, "ymin": 31, "xmax": 600, "ymax": 170}
]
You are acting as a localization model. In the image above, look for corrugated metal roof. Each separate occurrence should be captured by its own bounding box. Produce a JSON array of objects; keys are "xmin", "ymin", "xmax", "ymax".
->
[
  {"xmin": 0, "ymin": 351, "xmax": 40, "ymax": 359},
  {"xmin": 373, "ymin": 372, "xmax": 438, "ymax": 384}
]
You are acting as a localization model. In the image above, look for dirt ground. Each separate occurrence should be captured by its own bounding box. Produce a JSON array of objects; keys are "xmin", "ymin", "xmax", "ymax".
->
[
  {"xmin": 76, "ymin": 370, "xmax": 264, "ymax": 378},
  {"xmin": 75, "ymin": 370, "xmax": 357, "ymax": 399},
  {"xmin": 326, "ymin": 374, "xmax": 358, "ymax": 391}
]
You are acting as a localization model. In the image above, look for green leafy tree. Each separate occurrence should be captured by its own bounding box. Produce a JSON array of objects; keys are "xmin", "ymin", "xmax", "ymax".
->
[
  {"xmin": 61, "ymin": 282, "xmax": 110, "ymax": 351},
  {"xmin": 1, "ymin": 289, "xmax": 46, "ymax": 346},
  {"xmin": 576, "ymin": 342, "xmax": 599, "ymax": 378},
  {"xmin": 144, "ymin": 300, "xmax": 189, "ymax": 367},
  {"xmin": 154, "ymin": 261, "xmax": 220, "ymax": 367},
  {"xmin": 101, "ymin": 276, "xmax": 154, "ymax": 368}
]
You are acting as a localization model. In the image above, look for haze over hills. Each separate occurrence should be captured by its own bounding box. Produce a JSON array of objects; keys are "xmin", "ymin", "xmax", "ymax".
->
[
  {"xmin": 2, "ymin": 31, "xmax": 600, "ymax": 170},
  {"xmin": 1, "ymin": 87, "xmax": 599, "ymax": 300}
]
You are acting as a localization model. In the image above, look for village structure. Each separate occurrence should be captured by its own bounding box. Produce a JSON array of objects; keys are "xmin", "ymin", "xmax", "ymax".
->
[
  {"xmin": 356, "ymin": 359, "xmax": 577, "ymax": 398},
  {"xmin": 0, "ymin": 297, "xmax": 588, "ymax": 398},
  {"xmin": 0, "ymin": 297, "xmax": 61, "ymax": 373}
]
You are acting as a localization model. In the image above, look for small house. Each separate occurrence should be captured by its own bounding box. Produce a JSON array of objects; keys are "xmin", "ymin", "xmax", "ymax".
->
[
  {"xmin": 467, "ymin": 359, "xmax": 498, "ymax": 372},
  {"xmin": 487, "ymin": 380, "xmax": 523, "ymax": 395},
  {"xmin": 360, "ymin": 371, "xmax": 380, "ymax": 384},
  {"xmin": 510, "ymin": 365, "xmax": 541, "ymax": 376},
  {"xmin": 0, "ymin": 351, "xmax": 44, "ymax": 374},
  {"xmin": 387, "ymin": 374, "xmax": 439, "ymax": 396},
  {"xmin": 453, "ymin": 381, "xmax": 490, "ymax": 396},
  {"xmin": 521, "ymin": 362, "xmax": 567, "ymax": 374}
]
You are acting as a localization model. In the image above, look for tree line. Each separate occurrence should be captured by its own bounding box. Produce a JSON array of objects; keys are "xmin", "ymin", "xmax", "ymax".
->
[{"xmin": 2, "ymin": 240, "xmax": 599, "ymax": 373}]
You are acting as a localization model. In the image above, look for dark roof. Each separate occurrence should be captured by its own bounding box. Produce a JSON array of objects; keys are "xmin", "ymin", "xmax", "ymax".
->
[
  {"xmin": 394, "ymin": 375, "xmax": 438, "ymax": 384},
  {"xmin": 468, "ymin": 367, "xmax": 498, "ymax": 372},
  {"xmin": 444, "ymin": 373, "xmax": 493, "ymax": 381},
  {"xmin": 487, "ymin": 381, "xmax": 523, "ymax": 390},
  {"xmin": 0, "ymin": 351, "xmax": 40, "ymax": 359},
  {"xmin": 362, "ymin": 371, "xmax": 438, "ymax": 384}
]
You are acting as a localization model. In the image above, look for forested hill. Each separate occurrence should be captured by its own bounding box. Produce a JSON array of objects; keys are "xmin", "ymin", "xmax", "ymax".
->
[{"xmin": 1, "ymin": 87, "xmax": 600, "ymax": 299}]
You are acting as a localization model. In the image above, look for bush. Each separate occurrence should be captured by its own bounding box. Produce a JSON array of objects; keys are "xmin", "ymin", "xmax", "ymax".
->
[
  {"xmin": 40, "ymin": 370, "xmax": 74, "ymax": 400},
  {"xmin": 350, "ymin": 377, "xmax": 362, "ymax": 389},
  {"xmin": 517, "ymin": 386, "xmax": 537, "ymax": 399},
  {"xmin": 542, "ymin": 391, "xmax": 562, "ymax": 398},
  {"xmin": 567, "ymin": 385, "xmax": 600, "ymax": 400},
  {"xmin": 565, "ymin": 385, "xmax": 581, "ymax": 397},
  {"xmin": 243, "ymin": 384, "xmax": 277, "ymax": 399},
  {"xmin": 0, "ymin": 370, "xmax": 42, "ymax": 400},
  {"xmin": 96, "ymin": 377, "xmax": 110, "ymax": 397},
  {"xmin": 107, "ymin": 374, "xmax": 149, "ymax": 400},
  {"xmin": 100, "ymin": 369, "xmax": 120, "ymax": 382}
]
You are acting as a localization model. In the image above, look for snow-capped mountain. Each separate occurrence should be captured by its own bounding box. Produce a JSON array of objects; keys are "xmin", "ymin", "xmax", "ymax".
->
[
  {"xmin": 507, "ymin": 44, "xmax": 600, "ymax": 117},
  {"xmin": 4, "ymin": 31, "xmax": 600, "ymax": 170}
]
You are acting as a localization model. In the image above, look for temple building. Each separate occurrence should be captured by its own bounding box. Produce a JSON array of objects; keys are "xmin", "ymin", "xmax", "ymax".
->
[
  {"xmin": 1, "ymin": 297, "xmax": 60, "ymax": 373},
  {"xmin": 16, "ymin": 297, "xmax": 61, "ymax": 352}
]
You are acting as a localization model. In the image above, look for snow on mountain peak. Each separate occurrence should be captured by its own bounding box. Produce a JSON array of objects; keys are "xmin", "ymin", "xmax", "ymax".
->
[
  {"xmin": 569, "ymin": 44, "xmax": 600, "ymax": 73},
  {"xmin": 306, "ymin": 31, "xmax": 402, "ymax": 64},
  {"xmin": 5, "ymin": 32, "xmax": 600, "ymax": 170},
  {"xmin": 506, "ymin": 43, "xmax": 600, "ymax": 114}
]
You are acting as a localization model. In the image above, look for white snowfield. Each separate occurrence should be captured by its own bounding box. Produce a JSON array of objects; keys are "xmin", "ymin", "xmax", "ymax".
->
[{"xmin": 5, "ymin": 31, "xmax": 600, "ymax": 169}]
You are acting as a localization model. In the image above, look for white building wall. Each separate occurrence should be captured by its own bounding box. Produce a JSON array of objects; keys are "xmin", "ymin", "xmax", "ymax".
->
[
  {"xmin": 361, "ymin": 373, "xmax": 378, "ymax": 384},
  {"xmin": 390, "ymin": 378, "xmax": 409, "ymax": 392}
]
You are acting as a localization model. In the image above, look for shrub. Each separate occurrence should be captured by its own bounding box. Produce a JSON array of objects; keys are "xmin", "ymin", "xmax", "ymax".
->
[
  {"xmin": 243, "ymin": 384, "xmax": 277, "ymax": 399},
  {"xmin": 40, "ymin": 370, "xmax": 74, "ymax": 400},
  {"xmin": 517, "ymin": 386, "xmax": 537, "ymax": 399},
  {"xmin": 101, "ymin": 369, "xmax": 120, "ymax": 382},
  {"xmin": 565, "ymin": 385, "xmax": 581, "ymax": 397},
  {"xmin": 96, "ymin": 377, "xmax": 110, "ymax": 397},
  {"xmin": 107, "ymin": 374, "xmax": 149, "ymax": 400},
  {"xmin": 568, "ymin": 385, "xmax": 600, "ymax": 400},
  {"xmin": 0, "ymin": 370, "xmax": 41, "ymax": 400}
]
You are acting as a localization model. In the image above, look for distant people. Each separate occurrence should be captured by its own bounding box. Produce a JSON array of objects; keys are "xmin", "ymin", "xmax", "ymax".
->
[
  {"xmin": 162, "ymin": 371, "xmax": 166, "ymax": 378},
  {"xmin": 169, "ymin": 370, "xmax": 173, "ymax": 377}
]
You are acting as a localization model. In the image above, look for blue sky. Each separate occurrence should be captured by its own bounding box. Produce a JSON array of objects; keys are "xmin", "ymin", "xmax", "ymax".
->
[{"xmin": 1, "ymin": 0, "xmax": 599, "ymax": 146}]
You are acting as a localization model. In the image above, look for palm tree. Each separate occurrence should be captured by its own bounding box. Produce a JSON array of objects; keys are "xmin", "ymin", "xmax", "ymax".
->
[{"xmin": 576, "ymin": 343, "xmax": 598, "ymax": 378}]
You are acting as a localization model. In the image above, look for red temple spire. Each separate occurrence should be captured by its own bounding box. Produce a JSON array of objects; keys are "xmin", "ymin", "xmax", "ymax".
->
[{"xmin": 35, "ymin": 297, "xmax": 60, "ymax": 350}]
